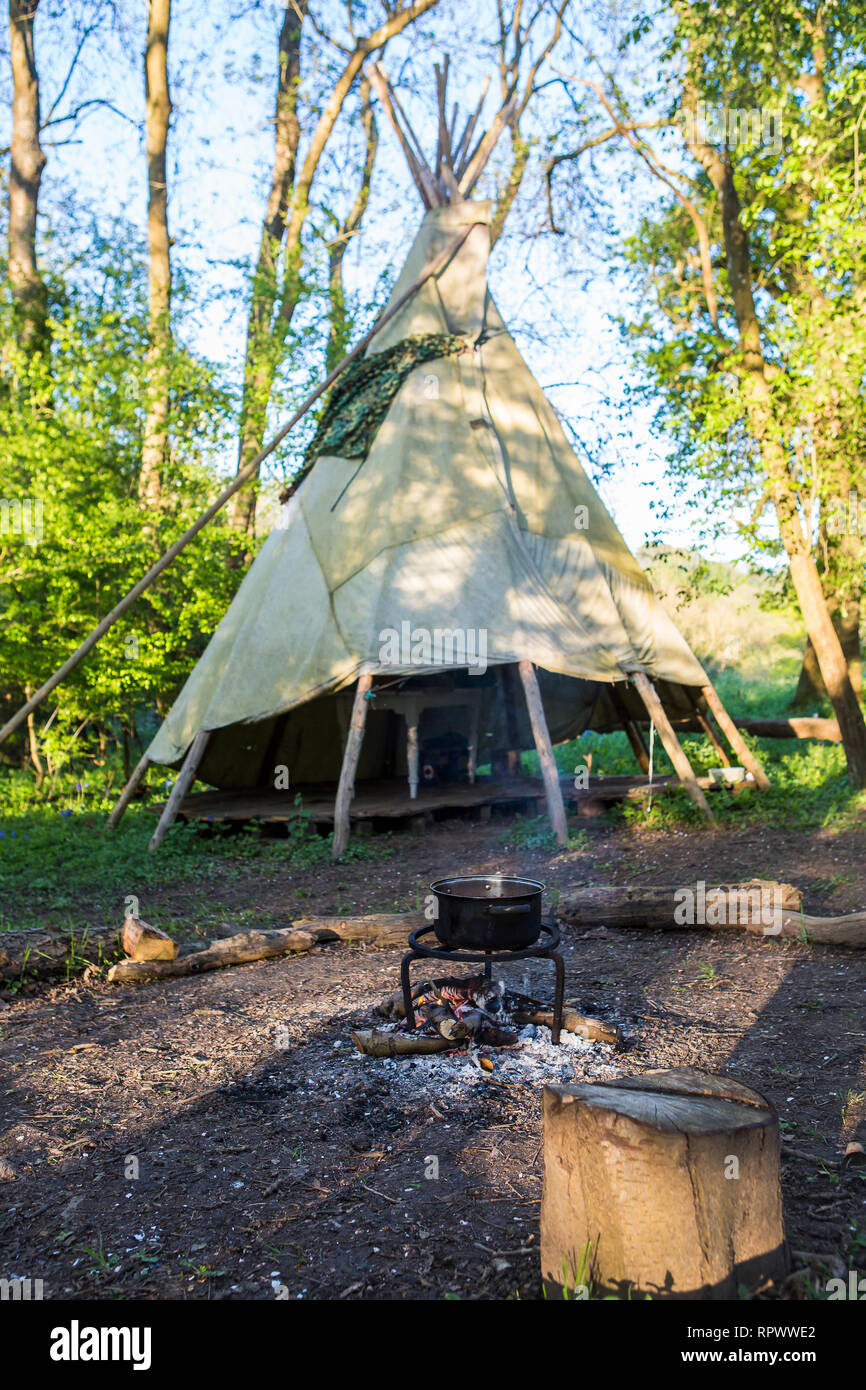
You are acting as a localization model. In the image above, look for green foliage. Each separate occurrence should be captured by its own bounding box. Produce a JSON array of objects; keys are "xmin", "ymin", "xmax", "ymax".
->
[
  {"xmin": 0, "ymin": 223, "xmax": 245, "ymax": 755},
  {"xmin": 616, "ymin": 1, "xmax": 866, "ymax": 591},
  {"xmin": 0, "ymin": 779, "xmax": 392, "ymax": 935}
]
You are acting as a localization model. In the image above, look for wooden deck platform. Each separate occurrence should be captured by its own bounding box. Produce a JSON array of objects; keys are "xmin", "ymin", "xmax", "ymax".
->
[{"xmin": 165, "ymin": 772, "xmax": 717, "ymax": 833}]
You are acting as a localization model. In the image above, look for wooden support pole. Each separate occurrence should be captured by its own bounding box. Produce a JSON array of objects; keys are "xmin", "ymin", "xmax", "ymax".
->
[
  {"xmin": 631, "ymin": 672, "xmax": 714, "ymax": 822},
  {"xmin": 0, "ymin": 223, "xmax": 482, "ymax": 749},
  {"xmin": 686, "ymin": 693, "xmax": 731, "ymax": 767},
  {"xmin": 467, "ymin": 698, "xmax": 479, "ymax": 784},
  {"xmin": 517, "ymin": 659, "xmax": 568, "ymax": 846},
  {"xmin": 106, "ymin": 754, "xmax": 150, "ymax": 830},
  {"xmin": 701, "ymin": 681, "xmax": 771, "ymax": 790},
  {"xmin": 148, "ymin": 729, "xmax": 210, "ymax": 852},
  {"xmin": 406, "ymin": 716, "xmax": 419, "ymax": 800},
  {"xmin": 609, "ymin": 685, "xmax": 650, "ymax": 774},
  {"xmin": 332, "ymin": 670, "xmax": 374, "ymax": 859}
]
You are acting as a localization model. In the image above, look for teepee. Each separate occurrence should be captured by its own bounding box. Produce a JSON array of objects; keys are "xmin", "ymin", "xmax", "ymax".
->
[{"xmin": 116, "ymin": 63, "xmax": 768, "ymax": 853}]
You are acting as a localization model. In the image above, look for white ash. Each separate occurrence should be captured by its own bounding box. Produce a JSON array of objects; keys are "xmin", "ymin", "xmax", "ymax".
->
[{"xmin": 348, "ymin": 1024, "xmax": 621, "ymax": 1098}]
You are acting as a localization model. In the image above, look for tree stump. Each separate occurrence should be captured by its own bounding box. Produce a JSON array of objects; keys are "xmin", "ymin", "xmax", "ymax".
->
[{"xmin": 541, "ymin": 1068, "xmax": 789, "ymax": 1299}]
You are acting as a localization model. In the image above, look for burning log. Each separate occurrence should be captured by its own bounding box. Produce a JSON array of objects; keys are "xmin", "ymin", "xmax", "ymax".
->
[
  {"xmin": 121, "ymin": 915, "xmax": 177, "ymax": 962},
  {"xmin": 541, "ymin": 1068, "xmax": 789, "ymax": 1299},
  {"xmin": 418, "ymin": 1001, "xmax": 471, "ymax": 1042},
  {"xmin": 456, "ymin": 1009, "xmax": 519, "ymax": 1046},
  {"xmin": 375, "ymin": 975, "xmax": 486, "ymax": 1020},
  {"xmin": 514, "ymin": 1008, "xmax": 623, "ymax": 1049},
  {"xmin": 351, "ymin": 1028, "xmax": 453, "ymax": 1058}
]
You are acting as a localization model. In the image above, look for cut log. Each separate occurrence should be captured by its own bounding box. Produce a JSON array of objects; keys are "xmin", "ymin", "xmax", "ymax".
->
[
  {"xmin": 351, "ymin": 1028, "xmax": 453, "ymax": 1058},
  {"xmin": 559, "ymin": 880, "xmax": 801, "ymax": 927},
  {"xmin": 293, "ymin": 912, "xmax": 421, "ymax": 948},
  {"xmin": 515, "ymin": 1008, "xmax": 623, "ymax": 1048},
  {"xmin": 678, "ymin": 713, "xmax": 841, "ymax": 744},
  {"xmin": 121, "ymin": 915, "xmax": 177, "ymax": 962},
  {"xmin": 418, "ymin": 1001, "xmax": 470, "ymax": 1041},
  {"xmin": 541, "ymin": 1068, "xmax": 789, "ymax": 1299},
  {"xmin": 557, "ymin": 880, "xmax": 866, "ymax": 947},
  {"xmin": 733, "ymin": 715, "xmax": 840, "ymax": 743},
  {"xmin": 107, "ymin": 927, "xmax": 317, "ymax": 984}
]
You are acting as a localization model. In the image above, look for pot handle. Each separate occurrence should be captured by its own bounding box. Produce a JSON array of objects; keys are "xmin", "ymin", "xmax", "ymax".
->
[{"xmin": 488, "ymin": 902, "xmax": 531, "ymax": 915}]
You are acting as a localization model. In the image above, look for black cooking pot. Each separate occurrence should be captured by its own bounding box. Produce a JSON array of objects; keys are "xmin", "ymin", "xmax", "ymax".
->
[{"xmin": 430, "ymin": 875, "xmax": 544, "ymax": 950}]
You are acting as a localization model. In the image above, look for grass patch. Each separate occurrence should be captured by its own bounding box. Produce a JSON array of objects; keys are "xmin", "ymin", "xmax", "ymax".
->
[{"xmin": 0, "ymin": 776, "xmax": 392, "ymax": 934}]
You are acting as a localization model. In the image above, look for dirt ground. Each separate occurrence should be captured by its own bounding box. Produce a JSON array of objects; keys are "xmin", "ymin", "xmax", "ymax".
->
[{"xmin": 2, "ymin": 812, "xmax": 865, "ymax": 1301}]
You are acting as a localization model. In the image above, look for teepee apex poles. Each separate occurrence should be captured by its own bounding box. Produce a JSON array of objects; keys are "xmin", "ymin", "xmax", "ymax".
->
[{"xmin": 0, "ymin": 222, "xmax": 482, "ymax": 751}]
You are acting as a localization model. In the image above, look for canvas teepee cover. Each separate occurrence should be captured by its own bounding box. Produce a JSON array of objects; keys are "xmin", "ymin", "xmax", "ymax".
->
[{"xmin": 145, "ymin": 199, "xmax": 710, "ymax": 797}]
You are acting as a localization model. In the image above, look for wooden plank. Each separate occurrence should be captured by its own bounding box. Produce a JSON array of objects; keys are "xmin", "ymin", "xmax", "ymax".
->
[{"xmin": 166, "ymin": 772, "xmax": 707, "ymax": 826}]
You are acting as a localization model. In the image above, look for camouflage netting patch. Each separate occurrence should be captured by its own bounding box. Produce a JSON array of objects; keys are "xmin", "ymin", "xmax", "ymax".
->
[{"xmin": 298, "ymin": 332, "xmax": 466, "ymax": 482}]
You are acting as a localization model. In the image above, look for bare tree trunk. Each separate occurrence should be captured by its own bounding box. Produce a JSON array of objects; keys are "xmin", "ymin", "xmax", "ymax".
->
[
  {"xmin": 325, "ymin": 78, "xmax": 377, "ymax": 373},
  {"xmin": 793, "ymin": 510, "xmax": 863, "ymax": 705},
  {"xmin": 139, "ymin": 0, "xmax": 173, "ymax": 510},
  {"xmin": 683, "ymin": 99, "xmax": 866, "ymax": 787},
  {"xmin": 228, "ymin": 0, "xmax": 442, "ymax": 541},
  {"xmin": 8, "ymin": 0, "xmax": 46, "ymax": 352},
  {"xmin": 794, "ymin": 606, "xmax": 861, "ymax": 707},
  {"xmin": 228, "ymin": 0, "xmax": 307, "ymax": 538}
]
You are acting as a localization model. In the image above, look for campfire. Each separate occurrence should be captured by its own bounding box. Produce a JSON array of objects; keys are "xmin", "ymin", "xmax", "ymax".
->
[
  {"xmin": 350, "ymin": 876, "xmax": 623, "ymax": 1059},
  {"xmin": 352, "ymin": 973, "xmax": 623, "ymax": 1059}
]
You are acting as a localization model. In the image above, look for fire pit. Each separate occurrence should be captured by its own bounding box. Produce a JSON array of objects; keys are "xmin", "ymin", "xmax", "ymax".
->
[{"xmin": 400, "ymin": 918, "xmax": 565, "ymax": 1042}]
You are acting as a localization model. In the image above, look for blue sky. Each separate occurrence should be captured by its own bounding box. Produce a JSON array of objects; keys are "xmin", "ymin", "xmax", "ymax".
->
[{"xmin": 1, "ymin": 0, "xmax": 724, "ymax": 558}]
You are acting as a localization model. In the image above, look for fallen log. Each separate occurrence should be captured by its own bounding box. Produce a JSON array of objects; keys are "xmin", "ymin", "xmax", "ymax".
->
[
  {"xmin": 293, "ymin": 912, "xmax": 420, "ymax": 948},
  {"xmin": 121, "ymin": 915, "xmax": 177, "ymax": 962},
  {"xmin": 559, "ymin": 880, "xmax": 801, "ymax": 927},
  {"xmin": 558, "ymin": 881, "xmax": 866, "ymax": 947},
  {"xmin": 107, "ymin": 927, "xmax": 317, "ymax": 984},
  {"xmin": 351, "ymin": 1028, "xmax": 453, "ymax": 1058},
  {"xmin": 4, "ymin": 910, "xmax": 419, "ymax": 991},
  {"xmin": 0, "ymin": 923, "xmax": 124, "ymax": 982}
]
